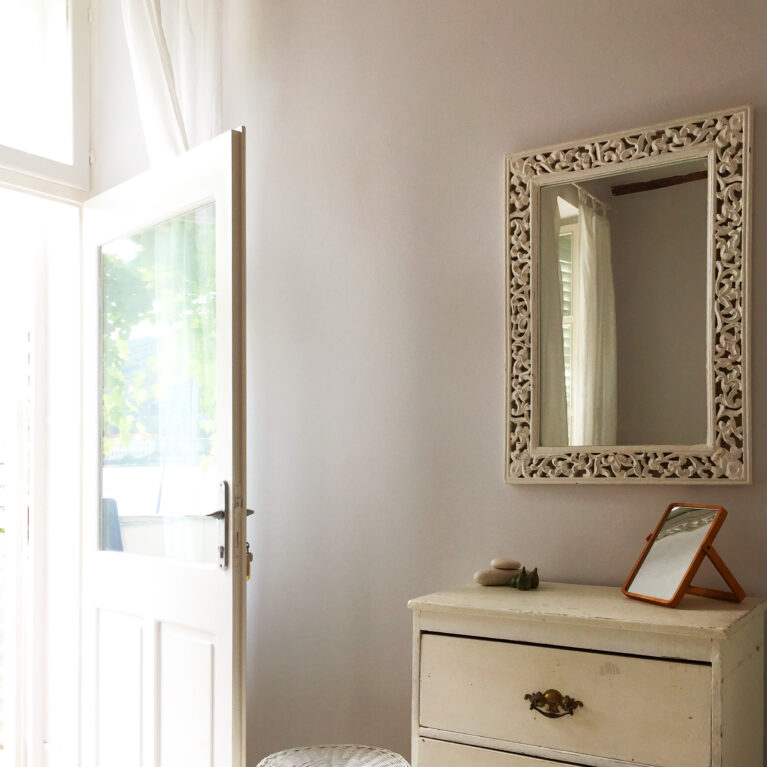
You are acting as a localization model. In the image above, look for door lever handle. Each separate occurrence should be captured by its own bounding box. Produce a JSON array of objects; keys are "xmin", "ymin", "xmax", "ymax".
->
[
  {"xmin": 183, "ymin": 509, "xmax": 226, "ymax": 520},
  {"xmin": 191, "ymin": 509, "xmax": 250, "ymax": 520}
]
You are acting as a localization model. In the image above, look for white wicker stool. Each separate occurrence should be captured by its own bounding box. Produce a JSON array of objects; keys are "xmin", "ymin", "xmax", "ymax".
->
[{"xmin": 256, "ymin": 744, "xmax": 409, "ymax": 767}]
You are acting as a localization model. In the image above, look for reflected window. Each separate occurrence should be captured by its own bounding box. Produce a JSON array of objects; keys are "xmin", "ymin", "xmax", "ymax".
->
[{"xmin": 557, "ymin": 222, "xmax": 578, "ymax": 443}]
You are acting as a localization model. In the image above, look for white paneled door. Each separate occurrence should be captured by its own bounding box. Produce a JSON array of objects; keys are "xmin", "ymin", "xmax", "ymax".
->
[{"xmin": 81, "ymin": 130, "xmax": 246, "ymax": 767}]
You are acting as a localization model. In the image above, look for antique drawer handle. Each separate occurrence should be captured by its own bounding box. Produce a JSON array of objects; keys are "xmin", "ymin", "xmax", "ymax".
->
[{"xmin": 524, "ymin": 688, "xmax": 583, "ymax": 718}]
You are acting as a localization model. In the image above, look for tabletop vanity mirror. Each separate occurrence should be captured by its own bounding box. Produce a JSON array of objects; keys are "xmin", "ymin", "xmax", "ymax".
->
[
  {"xmin": 623, "ymin": 502, "xmax": 745, "ymax": 607},
  {"xmin": 505, "ymin": 107, "xmax": 752, "ymax": 483}
]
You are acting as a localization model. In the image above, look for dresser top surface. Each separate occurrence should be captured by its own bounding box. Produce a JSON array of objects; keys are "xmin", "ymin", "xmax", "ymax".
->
[{"xmin": 409, "ymin": 582, "xmax": 765, "ymax": 638}]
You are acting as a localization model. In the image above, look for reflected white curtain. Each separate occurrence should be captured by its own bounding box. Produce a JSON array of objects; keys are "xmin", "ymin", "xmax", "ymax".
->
[
  {"xmin": 539, "ymin": 188, "xmax": 568, "ymax": 446},
  {"xmin": 122, "ymin": 0, "xmax": 222, "ymax": 165},
  {"xmin": 571, "ymin": 191, "xmax": 617, "ymax": 445}
]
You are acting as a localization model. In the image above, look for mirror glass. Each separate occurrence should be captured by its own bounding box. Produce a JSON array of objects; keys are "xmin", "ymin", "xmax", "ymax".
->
[
  {"xmin": 626, "ymin": 505, "xmax": 717, "ymax": 601},
  {"xmin": 538, "ymin": 157, "xmax": 708, "ymax": 447}
]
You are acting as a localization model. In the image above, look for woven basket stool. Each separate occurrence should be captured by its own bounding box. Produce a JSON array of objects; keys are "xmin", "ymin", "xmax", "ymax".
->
[{"xmin": 256, "ymin": 744, "xmax": 409, "ymax": 767}]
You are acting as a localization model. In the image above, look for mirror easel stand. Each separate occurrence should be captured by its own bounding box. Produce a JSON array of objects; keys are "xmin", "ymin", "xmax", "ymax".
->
[
  {"xmin": 623, "ymin": 502, "xmax": 746, "ymax": 607},
  {"xmin": 685, "ymin": 542, "xmax": 745, "ymax": 603}
]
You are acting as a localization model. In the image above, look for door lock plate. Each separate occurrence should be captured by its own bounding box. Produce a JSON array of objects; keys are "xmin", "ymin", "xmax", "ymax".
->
[{"xmin": 216, "ymin": 480, "xmax": 229, "ymax": 569}]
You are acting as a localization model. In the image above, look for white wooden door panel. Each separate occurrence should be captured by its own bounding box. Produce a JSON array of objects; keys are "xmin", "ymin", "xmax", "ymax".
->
[
  {"xmin": 159, "ymin": 625, "xmax": 215, "ymax": 767},
  {"xmin": 82, "ymin": 130, "xmax": 246, "ymax": 767},
  {"xmin": 97, "ymin": 610, "xmax": 144, "ymax": 767}
]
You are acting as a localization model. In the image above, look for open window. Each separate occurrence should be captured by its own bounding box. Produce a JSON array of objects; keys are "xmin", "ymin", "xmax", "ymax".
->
[{"xmin": 0, "ymin": 0, "xmax": 90, "ymax": 197}]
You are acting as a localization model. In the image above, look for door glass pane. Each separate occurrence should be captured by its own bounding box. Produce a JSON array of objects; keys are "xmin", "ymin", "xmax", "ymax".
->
[{"xmin": 100, "ymin": 204, "xmax": 218, "ymax": 563}]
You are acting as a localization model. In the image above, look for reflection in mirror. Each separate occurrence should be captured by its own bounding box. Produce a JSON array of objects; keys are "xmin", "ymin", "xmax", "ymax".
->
[
  {"xmin": 539, "ymin": 157, "xmax": 708, "ymax": 447},
  {"xmin": 626, "ymin": 505, "xmax": 716, "ymax": 602}
]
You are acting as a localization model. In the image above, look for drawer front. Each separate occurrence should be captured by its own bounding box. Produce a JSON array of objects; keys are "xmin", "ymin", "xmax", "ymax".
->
[
  {"xmin": 419, "ymin": 634, "xmax": 711, "ymax": 767},
  {"xmin": 418, "ymin": 738, "xmax": 576, "ymax": 766}
]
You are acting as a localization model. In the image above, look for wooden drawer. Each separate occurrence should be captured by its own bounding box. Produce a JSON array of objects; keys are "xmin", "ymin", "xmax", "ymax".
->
[
  {"xmin": 419, "ymin": 634, "xmax": 711, "ymax": 767},
  {"xmin": 418, "ymin": 738, "xmax": 576, "ymax": 766}
]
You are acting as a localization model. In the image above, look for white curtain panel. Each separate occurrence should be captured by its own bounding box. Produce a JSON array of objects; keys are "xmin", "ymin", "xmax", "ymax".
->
[
  {"xmin": 121, "ymin": 0, "xmax": 222, "ymax": 165},
  {"xmin": 538, "ymin": 187, "xmax": 568, "ymax": 447},
  {"xmin": 571, "ymin": 192, "xmax": 617, "ymax": 446},
  {"xmin": 160, "ymin": 0, "xmax": 223, "ymax": 148}
]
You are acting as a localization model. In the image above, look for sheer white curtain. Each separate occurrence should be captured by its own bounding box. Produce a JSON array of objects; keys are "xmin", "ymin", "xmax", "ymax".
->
[
  {"xmin": 571, "ymin": 191, "xmax": 617, "ymax": 445},
  {"xmin": 538, "ymin": 187, "xmax": 568, "ymax": 446},
  {"xmin": 121, "ymin": 0, "xmax": 222, "ymax": 165}
]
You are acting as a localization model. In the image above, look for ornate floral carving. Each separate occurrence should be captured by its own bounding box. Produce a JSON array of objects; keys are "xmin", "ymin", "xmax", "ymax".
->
[{"xmin": 506, "ymin": 109, "xmax": 750, "ymax": 482}]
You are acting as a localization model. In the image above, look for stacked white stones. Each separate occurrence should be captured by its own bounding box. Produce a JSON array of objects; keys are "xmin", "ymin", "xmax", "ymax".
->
[{"xmin": 473, "ymin": 558, "xmax": 521, "ymax": 586}]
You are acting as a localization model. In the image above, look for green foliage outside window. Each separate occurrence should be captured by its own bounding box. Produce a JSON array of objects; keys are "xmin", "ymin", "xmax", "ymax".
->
[{"xmin": 101, "ymin": 205, "xmax": 216, "ymax": 467}]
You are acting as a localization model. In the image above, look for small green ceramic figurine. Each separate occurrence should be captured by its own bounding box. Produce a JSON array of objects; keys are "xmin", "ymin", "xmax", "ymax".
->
[{"xmin": 509, "ymin": 566, "xmax": 539, "ymax": 590}]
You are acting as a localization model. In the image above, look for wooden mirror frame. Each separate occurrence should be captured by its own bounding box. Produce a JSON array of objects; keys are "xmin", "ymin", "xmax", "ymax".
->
[
  {"xmin": 505, "ymin": 107, "xmax": 752, "ymax": 483},
  {"xmin": 622, "ymin": 502, "xmax": 745, "ymax": 608}
]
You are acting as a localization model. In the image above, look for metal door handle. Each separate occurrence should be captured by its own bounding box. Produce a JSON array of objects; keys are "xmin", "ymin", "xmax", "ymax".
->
[
  {"xmin": 184, "ymin": 509, "xmax": 225, "ymax": 520},
  {"xmin": 180, "ymin": 482, "xmax": 229, "ymax": 568}
]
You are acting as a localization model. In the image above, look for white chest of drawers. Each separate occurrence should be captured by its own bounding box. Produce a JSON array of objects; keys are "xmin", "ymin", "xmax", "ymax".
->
[{"xmin": 409, "ymin": 583, "xmax": 765, "ymax": 767}]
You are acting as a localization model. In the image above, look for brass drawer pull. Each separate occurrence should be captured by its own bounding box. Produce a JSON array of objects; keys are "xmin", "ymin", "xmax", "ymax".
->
[{"xmin": 525, "ymin": 688, "xmax": 583, "ymax": 718}]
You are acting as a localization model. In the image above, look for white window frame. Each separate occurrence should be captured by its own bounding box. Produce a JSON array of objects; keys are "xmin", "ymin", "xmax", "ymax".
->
[
  {"xmin": 0, "ymin": 8, "xmax": 91, "ymax": 758},
  {"xmin": 0, "ymin": 191, "xmax": 83, "ymax": 767},
  {"xmin": 0, "ymin": 0, "xmax": 90, "ymax": 201}
]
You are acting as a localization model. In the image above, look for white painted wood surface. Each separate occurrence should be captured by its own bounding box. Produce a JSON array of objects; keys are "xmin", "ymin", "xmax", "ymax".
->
[
  {"xmin": 419, "ymin": 738, "xmax": 567, "ymax": 766},
  {"xmin": 0, "ymin": 0, "xmax": 91, "ymax": 196},
  {"xmin": 410, "ymin": 583, "xmax": 766, "ymax": 767},
  {"xmin": 409, "ymin": 582, "xmax": 762, "ymax": 640},
  {"xmin": 420, "ymin": 634, "xmax": 710, "ymax": 767},
  {"xmin": 80, "ymin": 130, "xmax": 247, "ymax": 767}
]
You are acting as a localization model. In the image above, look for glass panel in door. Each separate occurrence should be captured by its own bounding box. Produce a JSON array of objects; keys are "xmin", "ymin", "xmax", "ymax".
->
[{"xmin": 100, "ymin": 203, "xmax": 219, "ymax": 563}]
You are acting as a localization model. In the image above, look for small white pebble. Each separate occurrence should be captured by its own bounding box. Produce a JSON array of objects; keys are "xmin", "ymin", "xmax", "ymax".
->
[{"xmin": 474, "ymin": 568, "xmax": 516, "ymax": 586}]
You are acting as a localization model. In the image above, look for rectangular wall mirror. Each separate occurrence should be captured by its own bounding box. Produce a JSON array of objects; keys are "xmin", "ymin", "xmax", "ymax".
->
[{"xmin": 505, "ymin": 107, "xmax": 751, "ymax": 483}]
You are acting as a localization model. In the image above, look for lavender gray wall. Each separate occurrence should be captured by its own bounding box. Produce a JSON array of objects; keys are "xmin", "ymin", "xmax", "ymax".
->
[
  {"xmin": 608, "ymin": 177, "xmax": 708, "ymax": 445},
  {"xmin": 92, "ymin": 0, "xmax": 767, "ymax": 762}
]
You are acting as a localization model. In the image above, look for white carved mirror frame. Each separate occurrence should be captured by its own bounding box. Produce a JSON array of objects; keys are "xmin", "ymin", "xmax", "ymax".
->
[{"xmin": 505, "ymin": 107, "xmax": 752, "ymax": 483}]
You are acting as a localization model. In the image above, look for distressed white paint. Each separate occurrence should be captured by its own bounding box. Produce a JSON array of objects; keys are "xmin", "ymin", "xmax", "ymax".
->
[
  {"xmin": 419, "ymin": 738, "xmax": 584, "ymax": 767},
  {"xmin": 409, "ymin": 582, "xmax": 763, "ymax": 641},
  {"xmin": 420, "ymin": 634, "xmax": 710, "ymax": 766},
  {"xmin": 419, "ymin": 739, "xmax": 575, "ymax": 767},
  {"xmin": 410, "ymin": 584, "xmax": 765, "ymax": 767}
]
